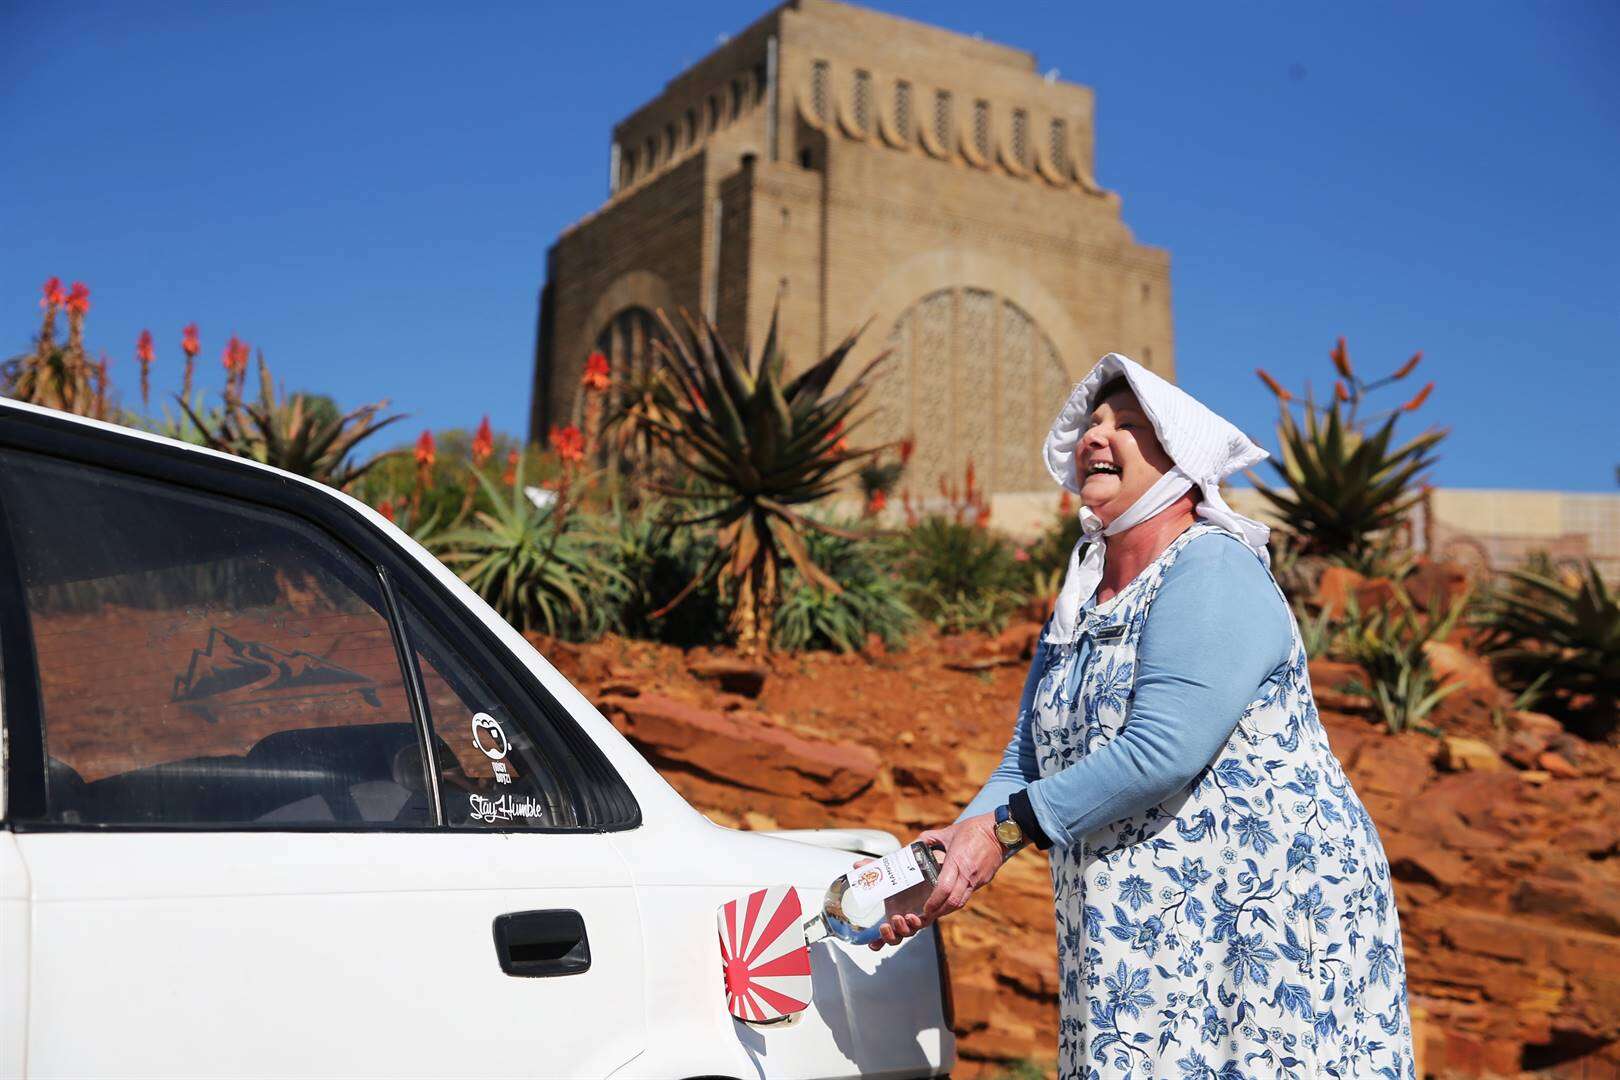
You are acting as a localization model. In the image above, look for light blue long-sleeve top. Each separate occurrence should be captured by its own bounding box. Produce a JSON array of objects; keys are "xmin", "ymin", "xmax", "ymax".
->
[{"xmin": 958, "ymin": 531, "xmax": 1293, "ymax": 850}]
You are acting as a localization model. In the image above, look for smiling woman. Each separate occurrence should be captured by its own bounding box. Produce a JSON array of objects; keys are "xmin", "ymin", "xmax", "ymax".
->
[{"xmin": 873, "ymin": 353, "xmax": 1416, "ymax": 1079}]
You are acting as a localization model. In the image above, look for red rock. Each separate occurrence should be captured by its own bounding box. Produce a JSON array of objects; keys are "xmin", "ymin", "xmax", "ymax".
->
[
  {"xmin": 1511, "ymin": 865, "xmax": 1620, "ymax": 936},
  {"xmin": 596, "ymin": 692, "xmax": 877, "ymax": 803},
  {"xmin": 686, "ymin": 656, "xmax": 768, "ymax": 697},
  {"xmin": 1423, "ymin": 641, "xmax": 1500, "ymax": 696},
  {"xmin": 1354, "ymin": 576, "xmax": 1398, "ymax": 614},
  {"xmin": 1437, "ymin": 735, "xmax": 1507, "ymax": 773},
  {"xmin": 1314, "ymin": 565, "xmax": 1366, "ymax": 619},
  {"xmin": 1503, "ymin": 729, "xmax": 1549, "ymax": 769},
  {"xmin": 892, "ymin": 762, "xmax": 946, "ymax": 795},
  {"xmin": 1381, "ymin": 830, "xmax": 1473, "ymax": 891},
  {"xmin": 1514, "ymin": 710, "xmax": 1565, "ymax": 740},
  {"xmin": 1347, "ymin": 733, "xmax": 1435, "ymax": 798},
  {"xmin": 1403, "ymin": 558, "xmax": 1473, "ymax": 612},
  {"xmin": 991, "ymin": 621, "xmax": 1041, "ymax": 661},
  {"xmin": 1538, "ymin": 750, "xmax": 1583, "ymax": 779}
]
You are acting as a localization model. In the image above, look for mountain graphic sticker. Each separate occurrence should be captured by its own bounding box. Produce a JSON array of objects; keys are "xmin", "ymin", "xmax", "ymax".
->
[{"xmin": 172, "ymin": 627, "xmax": 382, "ymax": 722}]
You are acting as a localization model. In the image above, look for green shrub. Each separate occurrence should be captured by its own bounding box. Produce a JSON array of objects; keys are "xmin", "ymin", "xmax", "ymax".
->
[
  {"xmin": 596, "ymin": 500, "xmax": 728, "ymax": 647},
  {"xmin": 1335, "ymin": 588, "xmax": 1470, "ymax": 734},
  {"xmin": 179, "ymin": 355, "xmax": 404, "ymax": 489},
  {"xmin": 885, "ymin": 515, "xmax": 1024, "ymax": 635},
  {"xmin": 773, "ymin": 526, "xmax": 915, "ymax": 653},
  {"xmin": 1478, "ymin": 558, "xmax": 1619, "ymax": 739},
  {"xmin": 434, "ymin": 461, "xmax": 625, "ymax": 640}
]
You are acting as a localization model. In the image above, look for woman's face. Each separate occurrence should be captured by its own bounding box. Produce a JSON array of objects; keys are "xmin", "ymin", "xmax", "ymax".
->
[{"xmin": 1075, "ymin": 386, "xmax": 1176, "ymax": 523}]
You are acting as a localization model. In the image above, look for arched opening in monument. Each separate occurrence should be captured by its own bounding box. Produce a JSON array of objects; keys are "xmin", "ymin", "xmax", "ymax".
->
[
  {"xmin": 591, "ymin": 306, "xmax": 669, "ymax": 463},
  {"xmin": 881, "ymin": 288, "xmax": 1070, "ymax": 498}
]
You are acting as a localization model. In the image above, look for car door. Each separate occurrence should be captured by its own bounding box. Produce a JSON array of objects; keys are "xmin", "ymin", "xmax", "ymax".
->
[{"xmin": 0, "ymin": 429, "xmax": 646, "ymax": 1079}]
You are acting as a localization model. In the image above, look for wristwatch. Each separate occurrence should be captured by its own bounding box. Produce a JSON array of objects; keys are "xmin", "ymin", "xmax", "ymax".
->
[{"xmin": 993, "ymin": 803, "xmax": 1026, "ymax": 855}]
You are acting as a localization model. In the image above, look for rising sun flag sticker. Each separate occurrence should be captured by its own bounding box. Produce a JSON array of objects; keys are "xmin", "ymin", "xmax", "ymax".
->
[{"xmin": 717, "ymin": 886, "xmax": 814, "ymax": 1021}]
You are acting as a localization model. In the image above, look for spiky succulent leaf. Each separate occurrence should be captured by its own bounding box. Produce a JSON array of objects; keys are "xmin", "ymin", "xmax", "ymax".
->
[{"xmin": 633, "ymin": 305, "xmax": 889, "ymax": 651}]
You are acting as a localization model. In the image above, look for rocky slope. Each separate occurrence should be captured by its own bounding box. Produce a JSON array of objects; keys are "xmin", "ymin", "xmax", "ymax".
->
[{"xmin": 535, "ymin": 625, "xmax": 1620, "ymax": 1079}]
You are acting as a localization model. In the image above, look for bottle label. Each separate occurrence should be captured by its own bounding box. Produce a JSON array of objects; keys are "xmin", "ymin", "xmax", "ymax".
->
[{"xmin": 844, "ymin": 848, "xmax": 926, "ymax": 911}]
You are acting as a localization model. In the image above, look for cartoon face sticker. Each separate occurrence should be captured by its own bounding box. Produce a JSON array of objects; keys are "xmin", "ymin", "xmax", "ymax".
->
[
  {"xmin": 471, "ymin": 712, "xmax": 510, "ymax": 761},
  {"xmin": 855, "ymin": 868, "xmax": 882, "ymax": 890}
]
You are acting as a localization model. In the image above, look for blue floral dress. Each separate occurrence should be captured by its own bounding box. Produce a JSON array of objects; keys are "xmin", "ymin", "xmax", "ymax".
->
[{"xmin": 1033, "ymin": 523, "xmax": 1414, "ymax": 1079}]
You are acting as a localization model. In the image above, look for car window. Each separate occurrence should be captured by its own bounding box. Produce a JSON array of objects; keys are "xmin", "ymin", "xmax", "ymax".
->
[
  {"xmin": 0, "ymin": 450, "xmax": 431, "ymax": 827},
  {"xmin": 401, "ymin": 600, "xmax": 581, "ymax": 829}
]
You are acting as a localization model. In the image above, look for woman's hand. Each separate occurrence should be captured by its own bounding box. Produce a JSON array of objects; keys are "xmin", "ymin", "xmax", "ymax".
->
[{"xmin": 867, "ymin": 813, "xmax": 1008, "ymax": 950}]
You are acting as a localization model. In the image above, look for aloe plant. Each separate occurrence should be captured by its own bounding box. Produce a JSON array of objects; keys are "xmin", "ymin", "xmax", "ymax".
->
[
  {"xmin": 434, "ymin": 460, "xmax": 627, "ymax": 640},
  {"xmin": 1336, "ymin": 587, "xmax": 1470, "ymax": 734},
  {"xmin": 180, "ymin": 356, "xmax": 404, "ymax": 489},
  {"xmin": 1250, "ymin": 342, "xmax": 1443, "ymax": 573},
  {"xmin": 3, "ymin": 278, "xmax": 111, "ymax": 419},
  {"xmin": 885, "ymin": 515, "xmax": 1026, "ymax": 635},
  {"xmin": 773, "ymin": 524, "xmax": 915, "ymax": 653},
  {"xmin": 634, "ymin": 306, "xmax": 892, "ymax": 654},
  {"xmin": 1479, "ymin": 559, "xmax": 1620, "ymax": 738}
]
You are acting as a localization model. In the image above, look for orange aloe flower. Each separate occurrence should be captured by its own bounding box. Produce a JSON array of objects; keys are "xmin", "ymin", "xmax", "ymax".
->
[
  {"xmin": 1334, "ymin": 380, "xmax": 1350, "ymax": 402},
  {"xmin": 898, "ymin": 434, "xmax": 915, "ymax": 466},
  {"xmin": 1391, "ymin": 351, "xmax": 1422, "ymax": 380},
  {"xmin": 502, "ymin": 449, "xmax": 519, "ymax": 486},
  {"xmin": 472, "ymin": 415, "xmax": 495, "ymax": 467},
  {"xmin": 866, "ymin": 489, "xmax": 888, "ymax": 515},
  {"xmin": 549, "ymin": 424, "xmax": 585, "ymax": 464},
  {"xmin": 65, "ymin": 282, "xmax": 90, "ymax": 316},
  {"xmin": 1059, "ymin": 490, "xmax": 1074, "ymax": 516},
  {"xmin": 1330, "ymin": 337, "xmax": 1352, "ymax": 379},
  {"xmin": 40, "ymin": 277, "xmax": 66, "ymax": 310},
  {"xmin": 181, "ymin": 323, "xmax": 200, "ymax": 357},
  {"xmin": 377, "ymin": 499, "xmax": 396, "ymax": 523},
  {"xmin": 824, "ymin": 418, "xmax": 848, "ymax": 456},
  {"xmin": 1256, "ymin": 368, "xmax": 1292, "ymax": 402},
  {"xmin": 137, "ymin": 329, "xmax": 155, "ymax": 407},
  {"xmin": 222, "ymin": 336, "xmax": 245, "ymax": 373},
  {"xmin": 415, "ymin": 429, "xmax": 437, "ymax": 468},
  {"xmin": 1402, "ymin": 382, "xmax": 1434, "ymax": 412},
  {"xmin": 581, "ymin": 351, "xmax": 611, "ymax": 392}
]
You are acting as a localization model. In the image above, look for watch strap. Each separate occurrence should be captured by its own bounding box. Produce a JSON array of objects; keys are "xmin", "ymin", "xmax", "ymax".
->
[{"xmin": 1008, "ymin": 788, "xmax": 1053, "ymax": 851}]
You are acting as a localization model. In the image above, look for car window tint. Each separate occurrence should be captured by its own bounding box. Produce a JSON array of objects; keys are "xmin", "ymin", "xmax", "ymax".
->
[
  {"xmin": 401, "ymin": 601, "xmax": 580, "ymax": 829},
  {"xmin": 0, "ymin": 450, "xmax": 431, "ymax": 827}
]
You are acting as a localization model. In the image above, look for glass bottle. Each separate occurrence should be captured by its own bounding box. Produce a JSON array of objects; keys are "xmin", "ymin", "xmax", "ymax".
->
[{"xmin": 803, "ymin": 841, "xmax": 942, "ymax": 946}]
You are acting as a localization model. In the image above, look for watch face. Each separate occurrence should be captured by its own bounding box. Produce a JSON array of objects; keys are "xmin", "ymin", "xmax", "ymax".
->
[{"xmin": 994, "ymin": 818, "xmax": 1023, "ymax": 846}]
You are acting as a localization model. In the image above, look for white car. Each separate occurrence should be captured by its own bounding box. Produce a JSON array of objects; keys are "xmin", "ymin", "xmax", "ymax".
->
[{"xmin": 0, "ymin": 399, "xmax": 955, "ymax": 1079}]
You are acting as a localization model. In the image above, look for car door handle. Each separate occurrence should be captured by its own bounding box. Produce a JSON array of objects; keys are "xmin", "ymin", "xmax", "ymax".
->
[{"xmin": 492, "ymin": 909, "xmax": 591, "ymax": 977}]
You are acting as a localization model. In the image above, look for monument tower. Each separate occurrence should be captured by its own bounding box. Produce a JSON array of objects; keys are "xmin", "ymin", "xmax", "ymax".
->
[{"xmin": 531, "ymin": 0, "xmax": 1174, "ymax": 500}]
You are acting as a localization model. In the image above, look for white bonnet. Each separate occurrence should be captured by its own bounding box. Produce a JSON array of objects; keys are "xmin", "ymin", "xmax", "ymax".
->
[{"xmin": 1043, "ymin": 352, "xmax": 1269, "ymax": 494}]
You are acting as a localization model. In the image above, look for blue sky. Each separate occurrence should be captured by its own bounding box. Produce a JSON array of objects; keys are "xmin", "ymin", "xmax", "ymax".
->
[{"xmin": 4, "ymin": 1, "xmax": 1616, "ymax": 490}]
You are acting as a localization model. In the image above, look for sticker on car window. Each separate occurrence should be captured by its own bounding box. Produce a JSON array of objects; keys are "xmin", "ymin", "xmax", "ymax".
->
[
  {"xmin": 469, "ymin": 792, "xmax": 549, "ymax": 824},
  {"xmin": 471, "ymin": 712, "xmax": 515, "ymax": 784}
]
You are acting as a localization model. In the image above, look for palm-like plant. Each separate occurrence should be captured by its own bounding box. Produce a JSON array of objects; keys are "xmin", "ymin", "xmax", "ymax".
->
[
  {"xmin": 1250, "ymin": 341, "xmax": 1443, "ymax": 573},
  {"xmin": 434, "ymin": 460, "xmax": 626, "ymax": 640},
  {"xmin": 180, "ymin": 355, "xmax": 404, "ymax": 489},
  {"xmin": 635, "ymin": 306, "xmax": 892, "ymax": 654},
  {"xmin": 1478, "ymin": 560, "xmax": 1620, "ymax": 739}
]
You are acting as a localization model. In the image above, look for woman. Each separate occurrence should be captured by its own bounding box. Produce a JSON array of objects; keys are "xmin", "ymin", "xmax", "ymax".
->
[{"xmin": 875, "ymin": 354, "xmax": 1414, "ymax": 1079}]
